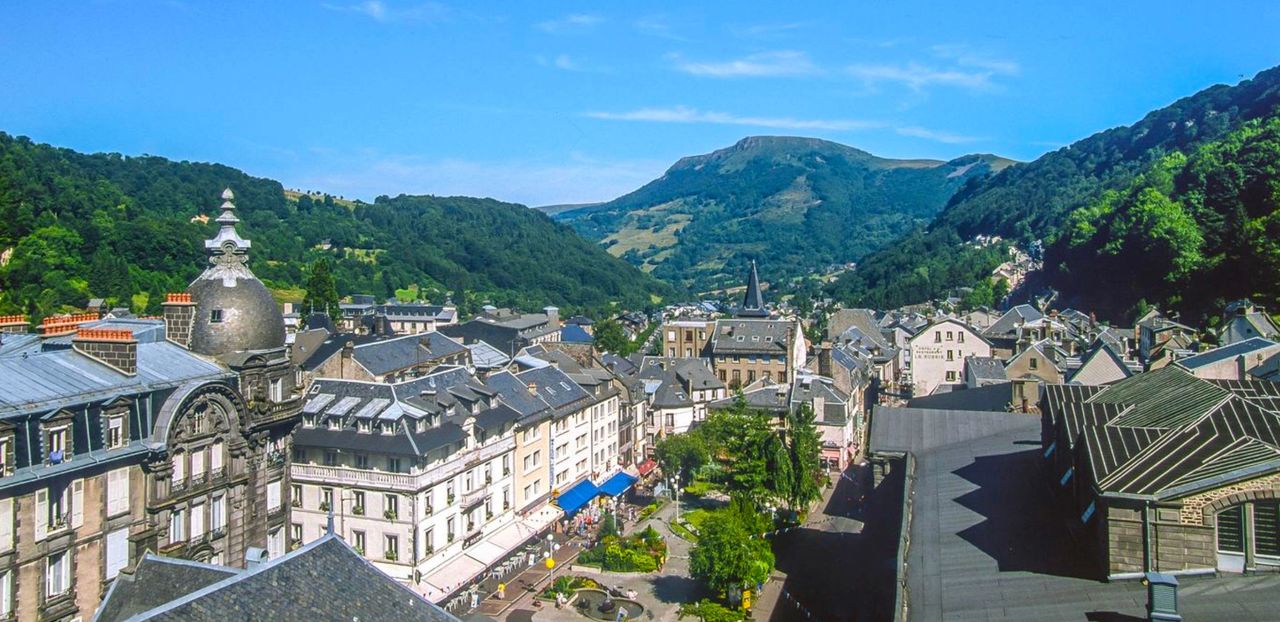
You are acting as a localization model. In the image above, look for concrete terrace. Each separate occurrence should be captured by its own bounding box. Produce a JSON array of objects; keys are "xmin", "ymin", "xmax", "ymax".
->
[{"xmin": 871, "ymin": 406, "xmax": 1280, "ymax": 621}]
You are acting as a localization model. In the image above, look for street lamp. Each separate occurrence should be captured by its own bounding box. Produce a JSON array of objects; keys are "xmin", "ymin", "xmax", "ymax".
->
[
  {"xmin": 546, "ymin": 533, "xmax": 554, "ymax": 558},
  {"xmin": 668, "ymin": 475, "xmax": 680, "ymax": 522}
]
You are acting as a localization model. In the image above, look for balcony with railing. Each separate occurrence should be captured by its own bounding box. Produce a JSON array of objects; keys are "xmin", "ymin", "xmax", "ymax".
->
[
  {"xmin": 291, "ymin": 436, "xmax": 516, "ymax": 493},
  {"xmin": 460, "ymin": 489, "xmax": 487, "ymax": 510},
  {"xmin": 251, "ymin": 395, "xmax": 304, "ymax": 429}
]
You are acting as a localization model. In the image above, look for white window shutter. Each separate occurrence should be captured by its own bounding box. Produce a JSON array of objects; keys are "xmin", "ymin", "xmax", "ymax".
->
[
  {"xmin": 0, "ymin": 498, "xmax": 12, "ymax": 551},
  {"xmin": 71, "ymin": 479, "xmax": 84, "ymax": 528},
  {"xmin": 105, "ymin": 528, "xmax": 129, "ymax": 579},
  {"xmin": 34, "ymin": 489, "xmax": 48, "ymax": 541},
  {"xmin": 211, "ymin": 442, "xmax": 224, "ymax": 472}
]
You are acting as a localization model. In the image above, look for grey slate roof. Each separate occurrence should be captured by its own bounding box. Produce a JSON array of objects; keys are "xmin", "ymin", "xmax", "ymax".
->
[
  {"xmin": 983, "ymin": 304, "xmax": 1043, "ymax": 339},
  {"xmin": 965, "ymin": 356, "xmax": 1008, "ymax": 381},
  {"xmin": 1067, "ymin": 342, "xmax": 1133, "ymax": 386},
  {"xmin": 96, "ymin": 555, "xmax": 238, "ymax": 622},
  {"xmin": 467, "ymin": 341, "xmax": 510, "ymax": 370},
  {"xmin": 352, "ymin": 331, "xmax": 467, "ymax": 376},
  {"xmin": 710, "ymin": 319, "xmax": 793, "ymax": 355},
  {"xmin": 1176, "ymin": 337, "xmax": 1279, "ymax": 370},
  {"xmin": 0, "ymin": 319, "xmax": 230, "ymax": 417},
  {"xmin": 98, "ymin": 535, "xmax": 460, "ymax": 622}
]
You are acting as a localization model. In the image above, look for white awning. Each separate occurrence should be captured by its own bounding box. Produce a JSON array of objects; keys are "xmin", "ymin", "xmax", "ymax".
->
[
  {"xmin": 423, "ymin": 554, "xmax": 486, "ymax": 602},
  {"xmin": 523, "ymin": 504, "xmax": 564, "ymax": 532},
  {"xmin": 465, "ymin": 540, "xmax": 508, "ymax": 566}
]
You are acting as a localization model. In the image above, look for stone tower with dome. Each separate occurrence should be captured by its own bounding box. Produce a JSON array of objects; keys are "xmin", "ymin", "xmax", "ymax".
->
[{"xmin": 149, "ymin": 187, "xmax": 304, "ymax": 568}]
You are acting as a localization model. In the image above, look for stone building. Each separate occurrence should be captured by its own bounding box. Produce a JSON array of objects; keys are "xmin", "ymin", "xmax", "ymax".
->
[
  {"xmin": 0, "ymin": 189, "xmax": 302, "ymax": 622},
  {"xmin": 707, "ymin": 264, "xmax": 805, "ymax": 390},
  {"xmin": 1042, "ymin": 366, "xmax": 1280, "ymax": 578}
]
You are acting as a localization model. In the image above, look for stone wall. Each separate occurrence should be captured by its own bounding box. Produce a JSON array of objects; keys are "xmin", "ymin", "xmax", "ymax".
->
[
  {"xmin": 1177, "ymin": 472, "xmax": 1280, "ymax": 525},
  {"xmin": 1107, "ymin": 505, "xmax": 1145, "ymax": 574}
]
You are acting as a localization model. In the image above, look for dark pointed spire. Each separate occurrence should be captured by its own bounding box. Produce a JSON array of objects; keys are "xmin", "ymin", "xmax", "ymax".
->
[{"xmin": 737, "ymin": 260, "xmax": 770, "ymax": 318}]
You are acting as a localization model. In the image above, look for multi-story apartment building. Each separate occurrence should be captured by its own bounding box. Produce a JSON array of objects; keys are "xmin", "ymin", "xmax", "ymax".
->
[
  {"xmin": 290, "ymin": 368, "xmax": 520, "ymax": 595},
  {"xmin": 705, "ymin": 263, "xmax": 806, "ymax": 390},
  {"xmin": 0, "ymin": 189, "xmax": 302, "ymax": 622},
  {"xmin": 907, "ymin": 318, "xmax": 993, "ymax": 397},
  {"xmin": 662, "ymin": 320, "xmax": 714, "ymax": 358}
]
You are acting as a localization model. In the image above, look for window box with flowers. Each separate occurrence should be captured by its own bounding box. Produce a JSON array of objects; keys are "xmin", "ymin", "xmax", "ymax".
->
[
  {"xmin": 319, "ymin": 501, "xmax": 330, "ymax": 512},
  {"xmin": 352, "ymin": 505, "xmax": 365, "ymax": 516},
  {"xmin": 447, "ymin": 493, "xmax": 456, "ymax": 506},
  {"xmin": 384, "ymin": 509, "xmax": 398, "ymax": 520},
  {"xmin": 384, "ymin": 550, "xmax": 398, "ymax": 561}
]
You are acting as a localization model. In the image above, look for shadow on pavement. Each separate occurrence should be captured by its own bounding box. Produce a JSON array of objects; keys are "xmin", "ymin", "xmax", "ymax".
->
[
  {"xmin": 651, "ymin": 574, "xmax": 707, "ymax": 605},
  {"xmin": 769, "ymin": 462, "xmax": 903, "ymax": 622},
  {"xmin": 952, "ymin": 449, "xmax": 1101, "ymax": 579},
  {"xmin": 1085, "ymin": 612, "xmax": 1146, "ymax": 622}
]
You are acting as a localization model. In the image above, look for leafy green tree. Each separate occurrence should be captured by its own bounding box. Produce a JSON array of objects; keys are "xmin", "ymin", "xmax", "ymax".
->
[
  {"xmin": 689, "ymin": 498, "xmax": 775, "ymax": 599},
  {"xmin": 303, "ymin": 258, "xmax": 342, "ymax": 322},
  {"xmin": 654, "ymin": 433, "xmax": 709, "ymax": 485},
  {"xmin": 593, "ymin": 318, "xmax": 630, "ymax": 354},
  {"xmin": 783, "ymin": 405, "xmax": 824, "ymax": 510},
  {"xmin": 678, "ymin": 600, "xmax": 744, "ymax": 622}
]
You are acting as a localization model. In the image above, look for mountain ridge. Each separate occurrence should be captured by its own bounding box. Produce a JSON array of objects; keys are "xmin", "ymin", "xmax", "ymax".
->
[{"xmin": 557, "ymin": 135, "xmax": 1015, "ymax": 291}]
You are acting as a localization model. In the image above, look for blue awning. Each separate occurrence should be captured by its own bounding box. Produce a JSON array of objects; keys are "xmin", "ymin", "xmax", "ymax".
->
[
  {"xmin": 554, "ymin": 479, "xmax": 599, "ymax": 515},
  {"xmin": 597, "ymin": 471, "xmax": 637, "ymax": 497}
]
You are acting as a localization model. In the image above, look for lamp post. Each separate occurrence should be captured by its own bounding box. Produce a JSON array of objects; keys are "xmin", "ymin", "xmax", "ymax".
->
[
  {"xmin": 546, "ymin": 533, "xmax": 555, "ymax": 559},
  {"xmin": 668, "ymin": 475, "xmax": 680, "ymax": 522}
]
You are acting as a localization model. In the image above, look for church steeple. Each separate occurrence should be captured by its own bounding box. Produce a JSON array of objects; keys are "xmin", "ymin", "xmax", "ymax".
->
[{"xmin": 736, "ymin": 260, "xmax": 770, "ymax": 318}]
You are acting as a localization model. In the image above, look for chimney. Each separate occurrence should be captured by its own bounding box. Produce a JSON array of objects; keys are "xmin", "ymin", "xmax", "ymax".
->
[
  {"xmin": 0, "ymin": 314, "xmax": 30, "ymax": 335},
  {"xmin": 527, "ymin": 382, "xmax": 538, "ymax": 395},
  {"xmin": 420, "ymin": 389, "xmax": 438, "ymax": 410},
  {"xmin": 39, "ymin": 313, "xmax": 99, "ymax": 337},
  {"xmin": 161, "ymin": 293, "xmax": 196, "ymax": 348},
  {"xmin": 818, "ymin": 341, "xmax": 833, "ymax": 378},
  {"xmin": 543, "ymin": 306, "xmax": 560, "ymax": 328},
  {"xmin": 813, "ymin": 395, "xmax": 825, "ymax": 419},
  {"xmin": 73, "ymin": 328, "xmax": 138, "ymax": 375}
]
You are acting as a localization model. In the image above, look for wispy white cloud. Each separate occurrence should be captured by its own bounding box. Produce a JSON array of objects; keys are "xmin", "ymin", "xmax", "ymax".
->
[
  {"xmin": 535, "ymin": 13, "xmax": 603, "ymax": 33},
  {"xmin": 847, "ymin": 62, "xmax": 999, "ymax": 91},
  {"xmin": 847, "ymin": 45, "xmax": 1018, "ymax": 92},
  {"xmin": 634, "ymin": 15, "xmax": 688, "ymax": 41},
  {"xmin": 287, "ymin": 151, "xmax": 665, "ymax": 206},
  {"xmin": 895, "ymin": 126, "xmax": 982, "ymax": 144},
  {"xmin": 322, "ymin": 1, "xmax": 448, "ymax": 23},
  {"xmin": 585, "ymin": 106, "xmax": 879, "ymax": 132},
  {"xmin": 670, "ymin": 51, "xmax": 820, "ymax": 78}
]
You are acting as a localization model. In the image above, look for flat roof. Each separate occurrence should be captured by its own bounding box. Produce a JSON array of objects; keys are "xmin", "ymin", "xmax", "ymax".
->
[{"xmin": 871, "ymin": 405, "xmax": 1280, "ymax": 621}]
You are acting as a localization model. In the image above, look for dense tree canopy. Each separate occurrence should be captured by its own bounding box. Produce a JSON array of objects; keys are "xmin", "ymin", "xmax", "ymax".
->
[
  {"xmin": 0, "ymin": 132, "xmax": 671, "ymax": 320},
  {"xmin": 1047, "ymin": 116, "xmax": 1280, "ymax": 321},
  {"xmin": 829, "ymin": 64, "xmax": 1280, "ymax": 317},
  {"xmin": 689, "ymin": 498, "xmax": 775, "ymax": 598}
]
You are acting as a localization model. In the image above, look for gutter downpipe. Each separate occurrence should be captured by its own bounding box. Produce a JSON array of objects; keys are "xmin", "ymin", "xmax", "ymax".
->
[{"xmin": 1143, "ymin": 500, "xmax": 1153, "ymax": 574}]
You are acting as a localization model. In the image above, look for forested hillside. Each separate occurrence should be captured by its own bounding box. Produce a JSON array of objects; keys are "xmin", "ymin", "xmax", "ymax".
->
[
  {"xmin": 1047, "ymin": 116, "xmax": 1280, "ymax": 321},
  {"xmin": 0, "ymin": 133, "xmax": 670, "ymax": 319},
  {"xmin": 559, "ymin": 136, "xmax": 1012, "ymax": 292},
  {"xmin": 829, "ymin": 65, "xmax": 1280, "ymax": 315}
]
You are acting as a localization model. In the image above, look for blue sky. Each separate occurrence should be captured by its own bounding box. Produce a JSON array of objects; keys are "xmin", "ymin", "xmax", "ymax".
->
[{"xmin": 1, "ymin": 1, "xmax": 1277, "ymax": 206}]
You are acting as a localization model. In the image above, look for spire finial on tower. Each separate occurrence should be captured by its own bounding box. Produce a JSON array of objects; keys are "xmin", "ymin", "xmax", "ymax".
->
[
  {"xmin": 737, "ymin": 260, "xmax": 769, "ymax": 318},
  {"xmin": 202, "ymin": 187, "xmax": 254, "ymax": 285}
]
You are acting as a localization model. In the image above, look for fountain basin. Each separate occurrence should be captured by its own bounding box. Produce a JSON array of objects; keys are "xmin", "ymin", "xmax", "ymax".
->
[{"xmin": 571, "ymin": 588, "xmax": 646, "ymax": 620}]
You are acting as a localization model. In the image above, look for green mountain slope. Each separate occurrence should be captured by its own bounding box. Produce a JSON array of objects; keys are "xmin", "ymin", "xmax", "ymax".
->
[
  {"xmin": 557, "ymin": 136, "xmax": 1014, "ymax": 292},
  {"xmin": 1046, "ymin": 115, "xmax": 1280, "ymax": 321},
  {"xmin": 0, "ymin": 133, "xmax": 671, "ymax": 319},
  {"xmin": 830, "ymin": 65, "xmax": 1280, "ymax": 314}
]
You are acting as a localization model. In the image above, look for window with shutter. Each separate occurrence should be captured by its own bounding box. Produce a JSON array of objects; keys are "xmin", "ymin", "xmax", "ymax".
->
[
  {"xmin": 107, "ymin": 468, "xmax": 130, "ymax": 517},
  {"xmin": 191, "ymin": 450, "xmax": 205, "ymax": 483},
  {"xmin": 70, "ymin": 479, "xmax": 84, "ymax": 528},
  {"xmin": 210, "ymin": 441, "xmax": 224, "ymax": 476},
  {"xmin": 105, "ymin": 528, "xmax": 129, "ymax": 579},
  {"xmin": 267, "ymin": 480, "xmax": 282, "ymax": 511},
  {"xmin": 34, "ymin": 489, "xmax": 48, "ymax": 541},
  {"xmin": 190, "ymin": 503, "xmax": 205, "ymax": 540},
  {"xmin": 0, "ymin": 499, "xmax": 11, "ymax": 552}
]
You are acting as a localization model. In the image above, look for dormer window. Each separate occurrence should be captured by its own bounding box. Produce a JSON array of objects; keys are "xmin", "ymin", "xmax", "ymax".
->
[
  {"xmin": 210, "ymin": 309, "xmax": 223, "ymax": 324},
  {"xmin": 106, "ymin": 414, "xmax": 127, "ymax": 450},
  {"xmin": 328, "ymin": 418, "xmax": 341, "ymax": 431},
  {"xmin": 358, "ymin": 420, "xmax": 371, "ymax": 433},
  {"xmin": 0, "ymin": 434, "xmax": 10, "ymax": 476},
  {"xmin": 46, "ymin": 426, "xmax": 69, "ymax": 465}
]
